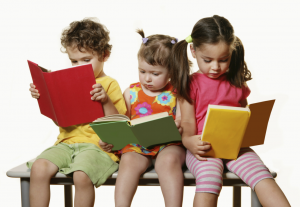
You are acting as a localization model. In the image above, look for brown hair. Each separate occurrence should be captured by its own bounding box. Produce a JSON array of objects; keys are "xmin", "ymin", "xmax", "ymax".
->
[
  {"xmin": 137, "ymin": 29, "xmax": 178, "ymax": 72},
  {"xmin": 170, "ymin": 15, "xmax": 252, "ymax": 103},
  {"xmin": 61, "ymin": 18, "xmax": 112, "ymax": 60}
]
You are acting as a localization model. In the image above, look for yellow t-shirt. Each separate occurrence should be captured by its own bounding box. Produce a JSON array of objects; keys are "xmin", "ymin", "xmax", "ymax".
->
[{"xmin": 54, "ymin": 76, "xmax": 127, "ymax": 162}]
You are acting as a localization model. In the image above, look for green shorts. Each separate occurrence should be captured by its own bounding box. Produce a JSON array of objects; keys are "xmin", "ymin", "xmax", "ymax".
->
[{"xmin": 27, "ymin": 143, "xmax": 118, "ymax": 188}]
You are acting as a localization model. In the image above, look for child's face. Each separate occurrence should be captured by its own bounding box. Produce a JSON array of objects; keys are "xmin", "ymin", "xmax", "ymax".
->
[
  {"xmin": 66, "ymin": 46, "xmax": 107, "ymax": 79},
  {"xmin": 138, "ymin": 59, "xmax": 169, "ymax": 93},
  {"xmin": 191, "ymin": 41, "xmax": 232, "ymax": 79}
]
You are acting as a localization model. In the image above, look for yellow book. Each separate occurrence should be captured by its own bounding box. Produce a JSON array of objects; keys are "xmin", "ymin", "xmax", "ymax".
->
[{"xmin": 201, "ymin": 100, "xmax": 275, "ymax": 160}]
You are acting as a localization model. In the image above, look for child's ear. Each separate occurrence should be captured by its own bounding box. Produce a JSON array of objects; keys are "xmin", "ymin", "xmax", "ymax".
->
[
  {"xmin": 100, "ymin": 50, "xmax": 110, "ymax": 62},
  {"xmin": 190, "ymin": 44, "xmax": 196, "ymax": 58}
]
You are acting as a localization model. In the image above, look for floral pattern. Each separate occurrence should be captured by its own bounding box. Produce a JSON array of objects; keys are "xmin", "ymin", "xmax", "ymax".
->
[
  {"xmin": 134, "ymin": 102, "xmax": 153, "ymax": 117},
  {"xmin": 114, "ymin": 82, "xmax": 181, "ymax": 158},
  {"xmin": 154, "ymin": 92, "xmax": 174, "ymax": 105}
]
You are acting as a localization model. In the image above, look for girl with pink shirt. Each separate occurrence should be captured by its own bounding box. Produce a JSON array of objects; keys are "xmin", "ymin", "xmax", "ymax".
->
[{"xmin": 171, "ymin": 15, "xmax": 290, "ymax": 207}]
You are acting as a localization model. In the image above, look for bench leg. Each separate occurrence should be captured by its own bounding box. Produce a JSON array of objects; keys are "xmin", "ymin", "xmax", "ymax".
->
[
  {"xmin": 232, "ymin": 186, "xmax": 241, "ymax": 207},
  {"xmin": 20, "ymin": 178, "xmax": 30, "ymax": 207},
  {"xmin": 64, "ymin": 185, "xmax": 73, "ymax": 207},
  {"xmin": 251, "ymin": 190, "xmax": 262, "ymax": 207}
]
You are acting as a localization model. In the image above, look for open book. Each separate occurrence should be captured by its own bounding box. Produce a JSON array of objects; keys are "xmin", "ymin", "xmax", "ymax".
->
[
  {"xmin": 90, "ymin": 112, "xmax": 182, "ymax": 150},
  {"xmin": 28, "ymin": 60, "xmax": 104, "ymax": 127},
  {"xmin": 201, "ymin": 100, "xmax": 275, "ymax": 159}
]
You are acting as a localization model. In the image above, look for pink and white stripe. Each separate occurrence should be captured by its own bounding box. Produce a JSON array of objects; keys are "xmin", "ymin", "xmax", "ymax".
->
[
  {"xmin": 186, "ymin": 150, "xmax": 224, "ymax": 195},
  {"xmin": 186, "ymin": 148, "xmax": 273, "ymax": 195},
  {"xmin": 225, "ymin": 148, "xmax": 273, "ymax": 190}
]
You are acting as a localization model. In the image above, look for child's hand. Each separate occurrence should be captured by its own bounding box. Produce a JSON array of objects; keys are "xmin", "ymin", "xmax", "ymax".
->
[
  {"xmin": 29, "ymin": 83, "xmax": 40, "ymax": 99},
  {"xmin": 99, "ymin": 139, "xmax": 113, "ymax": 152},
  {"xmin": 91, "ymin": 83, "xmax": 108, "ymax": 103},
  {"xmin": 175, "ymin": 120, "xmax": 183, "ymax": 135},
  {"xmin": 188, "ymin": 135, "xmax": 211, "ymax": 161}
]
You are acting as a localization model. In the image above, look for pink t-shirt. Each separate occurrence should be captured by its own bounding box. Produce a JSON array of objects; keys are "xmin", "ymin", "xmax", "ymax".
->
[{"xmin": 189, "ymin": 73, "xmax": 251, "ymax": 135}]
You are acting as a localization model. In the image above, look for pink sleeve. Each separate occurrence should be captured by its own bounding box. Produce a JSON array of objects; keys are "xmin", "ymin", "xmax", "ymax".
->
[{"xmin": 241, "ymin": 85, "xmax": 251, "ymax": 100}]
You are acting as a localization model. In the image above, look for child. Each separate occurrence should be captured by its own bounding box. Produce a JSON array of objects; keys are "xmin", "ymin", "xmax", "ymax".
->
[
  {"xmin": 170, "ymin": 15, "xmax": 290, "ymax": 207},
  {"xmin": 28, "ymin": 18, "xmax": 126, "ymax": 207},
  {"xmin": 100, "ymin": 30, "xmax": 185, "ymax": 207}
]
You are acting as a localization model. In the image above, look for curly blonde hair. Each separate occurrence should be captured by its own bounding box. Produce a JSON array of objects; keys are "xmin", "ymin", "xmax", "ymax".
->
[{"xmin": 61, "ymin": 18, "xmax": 112, "ymax": 60}]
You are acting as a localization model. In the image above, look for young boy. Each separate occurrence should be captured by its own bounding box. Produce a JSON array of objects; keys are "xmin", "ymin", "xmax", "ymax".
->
[{"xmin": 28, "ymin": 18, "xmax": 126, "ymax": 207}]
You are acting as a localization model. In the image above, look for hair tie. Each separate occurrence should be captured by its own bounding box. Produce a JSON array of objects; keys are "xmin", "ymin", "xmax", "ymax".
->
[
  {"xmin": 185, "ymin": 35, "xmax": 193, "ymax": 43},
  {"xmin": 142, "ymin": 37, "xmax": 148, "ymax": 44},
  {"xmin": 171, "ymin": 38, "xmax": 178, "ymax": 44}
]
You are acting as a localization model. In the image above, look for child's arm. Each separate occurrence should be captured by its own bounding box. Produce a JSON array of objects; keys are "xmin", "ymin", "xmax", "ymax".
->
[
  {"xmin": 91, "ymin": 83, "xmax": 119, "ymax": 116},
  {"xmin": 179, "ymin": 98, "xmax": 211, "ymax": 161},
  {"xmin": 174, "ymin": 100, "xmax": 183, "ymax": 134},
  {"xmin": 122, "ymin": 87, "xmax": 131, "ymax": 118}
]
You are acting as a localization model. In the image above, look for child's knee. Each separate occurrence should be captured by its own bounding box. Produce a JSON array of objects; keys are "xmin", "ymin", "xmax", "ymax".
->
[
  {"xmin": 73, "ymin": 171, "xmax": 93, "ymax": 187},
  {"xmin": 31, "ymin": 159, "xmax": 58, "ymax": 179},
  {"xmin": 120, "ymin": 153, "xmax": 149, "ymax": 172},
  {"xmin": 155, "ymin": 153, "xmax": 182, "ymax": 171}
]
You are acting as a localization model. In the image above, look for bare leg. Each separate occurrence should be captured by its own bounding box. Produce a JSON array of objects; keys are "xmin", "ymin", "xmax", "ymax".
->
[
  {"xmin": 255, "ymin": 178, "xmax": 290, "ymax": 207},
  {"xmin": 115, "ymin": 152, "xmax": 151, "ymax": 207},
  {"xmin": 154, "ymin": 146, "xmax": 185, "ymax": 207},
  {"xmin": 193, "ymin": 193, "xmax": 218, "ymax": 207},
  {"xmin": 30, "ymin": 159, "xmax": 58, "ymax": 207},
  {"xmin": 73, "ymin": 171, "xmax": 95, "ymax": 207}
]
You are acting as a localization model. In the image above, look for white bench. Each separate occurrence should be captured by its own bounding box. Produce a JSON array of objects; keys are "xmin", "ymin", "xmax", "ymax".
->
[{"xmin": 7, "ymin": 160, "xmax": 276, "ymax": 207}]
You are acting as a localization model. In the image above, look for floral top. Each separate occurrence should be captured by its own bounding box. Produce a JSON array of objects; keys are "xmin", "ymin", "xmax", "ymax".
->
[
  {"xmin": 130, "ymin": 82, "xmax": 177, "ymax": 120},
  {"xmin": 114, "ymin": 82, "xmax": 180, "ymax": 157}
]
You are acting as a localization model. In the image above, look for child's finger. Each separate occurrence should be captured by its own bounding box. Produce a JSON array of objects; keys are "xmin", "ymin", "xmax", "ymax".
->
[
  {"xmin": 178, "ymin": 127, "xmax": 183, "ymax": 134},
  {"xmin": 199, "ymin": 141, "xmax": 210, "ymax": 146},
  {"xmin": 90, "ymin": 87, "xmax": 103, "ymax": 95},
  {"xmin": 92, "ymin": 83, "xmax": 103, "ymax": 88},
  {"xmin": 92, "ymin": 92, "xmax": 103, "ymax": 101},
  {"xmin": 198, "ymin": 144, "xmax": 211, "ymax": 151},
  {"xmin": 195, "ymin": 154, "xmax": 207, "ymax": 161}
]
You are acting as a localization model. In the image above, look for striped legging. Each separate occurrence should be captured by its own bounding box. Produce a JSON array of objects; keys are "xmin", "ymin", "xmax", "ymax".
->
[{"xmin": 186, "ymin": 148, "xmax": 273, "ymax": 195}]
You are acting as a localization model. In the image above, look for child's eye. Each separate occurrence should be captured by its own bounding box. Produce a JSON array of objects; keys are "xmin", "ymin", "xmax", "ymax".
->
[
  {"xmin": 71, "ymin": 61, "xmax": 78, "ymax": 64},
  {"xmin": 220, "ymin": 59, "xmax": 229, "ymax": 62},
  {"xmin": 204, "ymin": 59, "xmax": 211, "ymax": 63},
  {"xmin": 139, "ymin": 70, "xmax": 145, "ymax": 73},
  {"xmin": 153, "ymin": 73, "xmax": 159, "ymax": 76},
  {"xmin": 84, "ymin": 59, "xmax": 90, "ymax": 62}
]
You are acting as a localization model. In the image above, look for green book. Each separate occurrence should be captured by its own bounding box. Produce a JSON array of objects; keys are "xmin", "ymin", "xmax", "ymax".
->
[{"xmin": 90, "ymin": 112, "xmax": 182, "ymax": 150}]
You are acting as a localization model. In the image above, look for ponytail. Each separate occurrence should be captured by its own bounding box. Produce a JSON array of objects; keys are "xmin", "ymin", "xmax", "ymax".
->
[
  {"xmin": 227, "ymin": 36, "xmax": 252, "ymax": 87},
  {"xmin": 170, "ymin": 40, "xmax": 193, "ymax": 104},
  {"xmin": 136, "ymin": 29, "xmax": 145, "ymax": 38}
]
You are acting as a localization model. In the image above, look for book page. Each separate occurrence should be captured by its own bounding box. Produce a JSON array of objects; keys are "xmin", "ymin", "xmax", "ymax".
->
[
  {"xmin": 93, "ymin": 114, "xmax": 130, "ymax": 122},
  {"xmin": 241, "ymin": 100, "xmax": 275, "ymax": 147},
  {"xmin": 130, "ymin": 112, "xmax": 169, "ymax": 125}
]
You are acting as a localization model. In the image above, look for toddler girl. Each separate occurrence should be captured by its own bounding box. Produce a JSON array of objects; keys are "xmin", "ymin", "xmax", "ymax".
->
[
  {"xmin": 101, "ymin": 30, "xmax": 185, "ymax": 207},
  {"xmin": 171, "ymin": 15, "xmax": 290, "ymax": 207}
]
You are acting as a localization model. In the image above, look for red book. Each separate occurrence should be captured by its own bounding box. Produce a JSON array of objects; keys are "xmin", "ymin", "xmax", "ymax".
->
[{"xmin": 28, "ymin": 60, "xmax": 104, "ymax": 127}]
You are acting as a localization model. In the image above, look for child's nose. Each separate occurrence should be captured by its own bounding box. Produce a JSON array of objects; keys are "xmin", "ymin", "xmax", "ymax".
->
[
  {"xmin": 145, "ymin": 74, "xmax": 151, "ymax": 82},
  {"xmin": 212, "ymin": 61, "xmax": 220, "ymax": 71}
]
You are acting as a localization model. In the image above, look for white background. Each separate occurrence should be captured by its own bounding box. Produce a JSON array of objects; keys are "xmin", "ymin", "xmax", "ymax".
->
[{"xmin": 1, "ymin": 0, "xmax": 300, "ymax": 206}]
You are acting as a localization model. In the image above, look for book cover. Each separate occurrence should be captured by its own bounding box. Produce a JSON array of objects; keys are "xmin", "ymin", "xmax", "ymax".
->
[
  {"xmin": 201, "ymin": 100, "xmax": 275, "ymax": 159},
  {"xmin": 90, "ymin": 112, "xmax": 182, "ymax": 150},
  {"xmin": 28, "ymin": 60, "xmax": 104, "ymax": 127}
]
